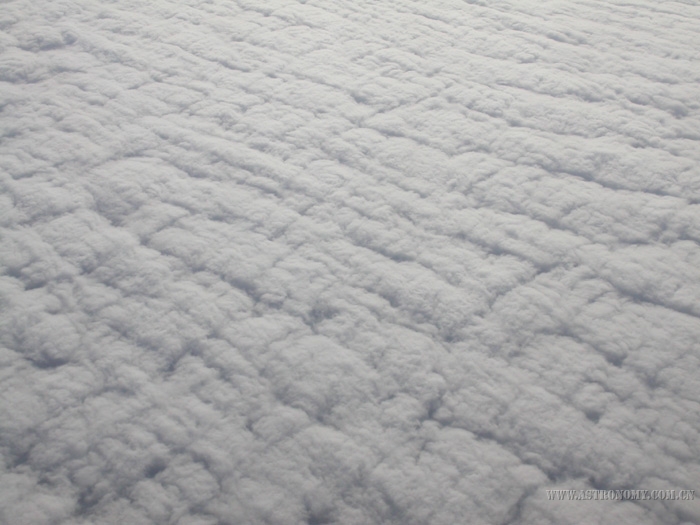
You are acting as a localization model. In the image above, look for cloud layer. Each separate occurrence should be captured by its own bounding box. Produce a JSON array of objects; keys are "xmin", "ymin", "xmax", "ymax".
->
[{"xmin": 1, "ymin": 0, "xmax": 699, "ymax": 524}]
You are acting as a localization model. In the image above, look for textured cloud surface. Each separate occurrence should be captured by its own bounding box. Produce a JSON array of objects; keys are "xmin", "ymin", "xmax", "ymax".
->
[{"xmin": 1, "ymin": 0, "xmax": 700, "ymax": 524}]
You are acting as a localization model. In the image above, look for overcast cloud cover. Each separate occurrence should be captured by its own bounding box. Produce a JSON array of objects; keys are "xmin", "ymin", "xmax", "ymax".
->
[{"xmin": 1, "ymin": 0, "xmax": 699, "ymax": 523}]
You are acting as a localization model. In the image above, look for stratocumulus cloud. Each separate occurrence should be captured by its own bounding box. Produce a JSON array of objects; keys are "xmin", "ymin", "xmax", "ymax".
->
[{"xmin": 1, "ymin": 1, "xmax": 699, "ymax": 524}]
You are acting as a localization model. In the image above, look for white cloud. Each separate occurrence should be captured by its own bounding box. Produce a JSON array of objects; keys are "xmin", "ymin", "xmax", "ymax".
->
[{"xmin": 1, "ymin": 0, "xmax": 699, "ymax": 524}]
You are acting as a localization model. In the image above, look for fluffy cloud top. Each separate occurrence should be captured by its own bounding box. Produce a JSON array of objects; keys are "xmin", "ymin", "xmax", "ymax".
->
[{"xmin": 1, "ymin": 1, "xmax": 699, "ymax": 524}]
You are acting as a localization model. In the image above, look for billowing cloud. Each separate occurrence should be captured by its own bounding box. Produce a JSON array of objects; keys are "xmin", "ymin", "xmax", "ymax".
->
[{"xmin": 1, "ymin": 0, "xmax": 699, "ymax": 524}]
